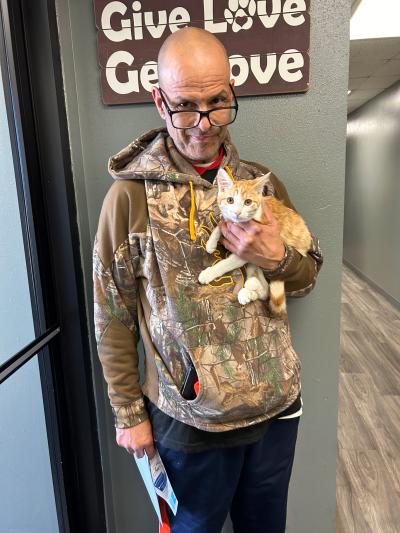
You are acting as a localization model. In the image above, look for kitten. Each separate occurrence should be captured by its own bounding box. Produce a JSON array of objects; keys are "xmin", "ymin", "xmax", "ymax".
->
[{"xmin": 198, "ymin": 168, "xmax": 312, "ymax": 315}]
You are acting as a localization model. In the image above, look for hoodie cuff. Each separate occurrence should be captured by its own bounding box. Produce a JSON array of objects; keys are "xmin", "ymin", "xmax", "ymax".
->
[
  {"xmin": 112, "ymin": 397, "xmax": 149, "ymax": 429},
  {"xmin": 261, "ymin": 244, "xmax": 301, "ymax": 280}
]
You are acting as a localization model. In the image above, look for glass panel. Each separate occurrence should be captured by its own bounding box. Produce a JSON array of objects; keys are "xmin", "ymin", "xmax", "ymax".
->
[
  {"xmin": 0, "ymin": 356, "xmax": 59, "ymax": 532},
  {"xmin": 0, "ymin": 58, "xmax": 35, "ymax": 364},
  {"xmin": 0, "ymin": 36, "xmax": 58, "ymax": 533}
]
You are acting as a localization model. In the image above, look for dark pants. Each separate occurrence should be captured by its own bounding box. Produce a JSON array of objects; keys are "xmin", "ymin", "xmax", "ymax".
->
[{"xmin": 157, "ymin": 417, "xmax": 300, "ymax": 533}]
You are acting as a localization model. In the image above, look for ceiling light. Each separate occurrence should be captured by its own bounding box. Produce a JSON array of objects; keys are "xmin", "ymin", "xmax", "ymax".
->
[{"xmin": 348, "ymin": 90, "xmax": 352, "ymax": 95}]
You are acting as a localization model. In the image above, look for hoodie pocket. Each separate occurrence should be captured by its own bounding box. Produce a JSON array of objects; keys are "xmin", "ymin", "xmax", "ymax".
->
[
  {"xmin": 184, "ymin": 325, "xmax": 300, "ymax": 421},
  {"xmin": 179, "ymin": 362, "xmax": 198, "ymax": 400}
]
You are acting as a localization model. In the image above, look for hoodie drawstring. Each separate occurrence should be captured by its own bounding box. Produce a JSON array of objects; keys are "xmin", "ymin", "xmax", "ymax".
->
[
  {"xmin": 188, "ymin": 180, "xmax": 196, "ymax": 241},
  {"xmin": 224, "ymin": 165, "xmax": 235, "ymax": 181},
  {"xmin": 188, "ymin": 166, "xmax": 233, "ymax": 241}
]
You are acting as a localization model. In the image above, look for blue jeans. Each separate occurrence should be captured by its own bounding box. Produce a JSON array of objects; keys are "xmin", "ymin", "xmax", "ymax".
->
[{"xmin": 157, "ymin": 417, "xmax": 300, "ymax": 533}]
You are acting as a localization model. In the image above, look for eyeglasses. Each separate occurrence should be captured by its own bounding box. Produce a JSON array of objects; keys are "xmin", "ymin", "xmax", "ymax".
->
[{"xmin": 158, "ymin": 85, "xmax": 238, "ymax": 130}]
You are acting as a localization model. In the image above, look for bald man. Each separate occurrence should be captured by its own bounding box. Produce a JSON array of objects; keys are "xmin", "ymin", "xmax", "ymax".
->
[{"xmin": 94, "ymin": 27, "xmax": 323, "ymax": 532}]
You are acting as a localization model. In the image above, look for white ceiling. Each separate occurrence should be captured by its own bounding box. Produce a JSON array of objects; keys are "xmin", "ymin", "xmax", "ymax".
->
[{"xmin": 348, "ymin": 1, "xmax": 400, "ymax": 115}]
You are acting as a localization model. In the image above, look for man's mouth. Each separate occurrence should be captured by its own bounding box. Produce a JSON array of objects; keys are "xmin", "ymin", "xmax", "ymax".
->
[{"xmin": 190, "ymin": 135, "xmax": 214, "ymax": 142}]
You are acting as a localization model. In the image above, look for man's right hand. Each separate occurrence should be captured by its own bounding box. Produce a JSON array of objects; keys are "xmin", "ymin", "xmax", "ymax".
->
[{"xmin": 115, "ymin": 419, "xmax": 155, "ymax": 459}]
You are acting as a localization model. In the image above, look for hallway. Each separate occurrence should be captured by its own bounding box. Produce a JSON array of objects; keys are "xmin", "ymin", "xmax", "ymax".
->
[{"xmin": 336, "ymin": 265, "xmax": 400, "ymax": 533}]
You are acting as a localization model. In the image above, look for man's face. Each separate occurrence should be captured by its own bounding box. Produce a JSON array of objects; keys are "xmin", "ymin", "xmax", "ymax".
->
[{"xmin": 153, "ymin": 59, "xmax": 234, "ymax": 165}]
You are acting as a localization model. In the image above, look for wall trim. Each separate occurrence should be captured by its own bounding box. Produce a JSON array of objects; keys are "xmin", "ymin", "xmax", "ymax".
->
[{"xmin": 343, "ymin": 259, "xmax": 400, "ymax": 310}]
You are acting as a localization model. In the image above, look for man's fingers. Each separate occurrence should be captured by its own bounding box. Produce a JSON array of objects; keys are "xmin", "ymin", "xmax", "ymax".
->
[
  {"xmin": 115, "ymin": 419, "xmax": 154, "ymax": 458},
  {"xmin": 221, "ymin": 220, "xmax": 262, "ymax": 240},
  {"xmin": 220, "ymin": 237, "xmax": 234, "ymax": 253},
  {"xmin": 129, "ymin": 444, "xmax": 155, "ymax": 459},
  {"xmin": 133, "ymin": 447, "xmax": 144, "ymax": 458},
  {"xmin": 240, "ymin": 220, "xmax": 262, "ymax": 235},
  {"xmin": 219, "ymin": 220, "xmax": 260, "ymax": 256},
  {"xmin": 227, "ymin": 222, "xmax": 247, "ymax": 240},
  {"xmin": 220, "ymin": 221, "xmax": 242, "ymax": 246},
  {"xmin": 146, "ymin": 444, "xmax": 156, "ymax": 459}
]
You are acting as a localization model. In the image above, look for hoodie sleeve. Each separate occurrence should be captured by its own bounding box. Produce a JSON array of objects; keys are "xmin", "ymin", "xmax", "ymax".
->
[
  {"xmin": 93, "ymin": 180, "xmax": 149, "ymax": 428},
  {"xmin": 262, "ymin": 172, "xmax": 323, "ymax": 297}
]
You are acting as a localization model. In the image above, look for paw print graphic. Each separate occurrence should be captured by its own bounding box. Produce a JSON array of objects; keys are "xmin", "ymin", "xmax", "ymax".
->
[{"xmin": 224, "ymin": 0, "xmax": 257, "ymax": 33}]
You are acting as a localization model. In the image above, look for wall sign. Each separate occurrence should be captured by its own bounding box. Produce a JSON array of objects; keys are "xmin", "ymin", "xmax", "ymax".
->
[{"xmin": 94, "ymin": 0, "xmax": 310, "ymax": 105}]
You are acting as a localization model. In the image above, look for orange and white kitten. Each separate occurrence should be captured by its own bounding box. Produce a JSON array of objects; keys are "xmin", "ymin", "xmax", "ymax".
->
[{"xmin": 198, "ymin": 168, "xmax": 312, "ymax": 315}]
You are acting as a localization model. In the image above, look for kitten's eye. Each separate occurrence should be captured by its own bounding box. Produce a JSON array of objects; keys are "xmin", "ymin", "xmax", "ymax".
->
[
  {"xmin": 244, "ymin": 199, "xmax": 252, "ymax": 206},
  {"xmin": 226, "ymin": 197, "xmax": 234, "ymax": 204}
]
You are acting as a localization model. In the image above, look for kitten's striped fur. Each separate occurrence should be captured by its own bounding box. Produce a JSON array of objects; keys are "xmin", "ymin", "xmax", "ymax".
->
[{"xmin": 198, "ymin": 169, "xmax": 312, "ymax": 315}]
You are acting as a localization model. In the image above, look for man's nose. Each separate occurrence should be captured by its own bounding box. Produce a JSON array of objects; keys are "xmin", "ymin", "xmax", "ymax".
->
[{"xmin": 197, "ymin": 114, "xmax": 212, "ymax": 132}]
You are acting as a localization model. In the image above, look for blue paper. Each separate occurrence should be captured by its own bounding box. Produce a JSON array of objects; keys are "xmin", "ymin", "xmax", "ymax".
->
[{"xmin": 134, "ymin": 450, "xmax": 178, "ymax": 523}]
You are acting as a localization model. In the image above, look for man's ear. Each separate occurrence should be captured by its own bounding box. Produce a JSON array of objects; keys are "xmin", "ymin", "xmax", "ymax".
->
[
  {"xmin": 152, "ymin": 86, "xmax": 166, "ymax": 121},
  {"xmin": 253, "ymin": 172, "xmax": 272, "ymax": 195},
  {"xmin": 216, "ymin": 168, "xmax": 234, "ymax": 192}
]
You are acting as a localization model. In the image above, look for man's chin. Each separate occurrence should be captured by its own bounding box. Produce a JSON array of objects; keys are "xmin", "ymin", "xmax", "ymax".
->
[{"xmin": 189, "ymin": 146, "xmax": 220, "ymax": 165}]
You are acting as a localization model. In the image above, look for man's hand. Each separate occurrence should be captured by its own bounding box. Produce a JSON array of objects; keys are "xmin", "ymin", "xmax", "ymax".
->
[
  {"xmin": 116, "ymin": 419, "xmax": 155, "ymax": 459},
  {"xmin": 219, "ymin": 201, "xmax": 285, "ymax": 270}
]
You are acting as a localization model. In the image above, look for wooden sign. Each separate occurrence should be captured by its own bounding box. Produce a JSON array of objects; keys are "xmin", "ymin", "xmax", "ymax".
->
[{"xmin": 94, "ymin": 0, "xmax": 310, "ymax": 105}]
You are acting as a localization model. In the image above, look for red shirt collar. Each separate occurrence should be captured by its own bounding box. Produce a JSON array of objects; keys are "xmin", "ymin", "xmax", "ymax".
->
[{"xmin": 192, "ymin": 146, "xmax": 224, "ymax": 176}]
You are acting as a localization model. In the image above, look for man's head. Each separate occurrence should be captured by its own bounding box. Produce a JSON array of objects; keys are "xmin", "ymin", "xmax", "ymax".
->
[{"xmin": 152, "ymin": 27, "xmax": 235, "ymax": 165}]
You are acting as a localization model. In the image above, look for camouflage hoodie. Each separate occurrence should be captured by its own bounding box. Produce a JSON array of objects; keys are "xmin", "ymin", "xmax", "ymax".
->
[{"xmin": 93, "ymin": 127, "xmax": 323, "ymax": 431}]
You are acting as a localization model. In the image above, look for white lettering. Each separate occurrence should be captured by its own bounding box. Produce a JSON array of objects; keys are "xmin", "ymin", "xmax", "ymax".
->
[
  {"xmin": 103, "ymin": 3, "xmax": 192, "ymax": 41},
  {"xmin": 105, "ymin": 49, "xmax": 306, "ymax": 96},
  {"xmin": 140, "ymin": 61, "xmax": 159, "ymax": 92},
  {"xmin": 106, "ymin": 51, "xmax": 139, "ymax": 93},
  {"xmin": 132, "ymin": 1, "xmax": 143, "ymax": 40},
  {"xmin": 169, "ymin": 7, "xmax": 190, "ymax": 33},
  {"xmin": 101, "ymin": 1, "xmax": 131, "ymax": 42},
  {"xmin": 229, "ymin": 55, "xmax": 249, "ymax": 86},
  {"xmin": 144, "ymin": 10, "xmax": 167, "ymax": 39},
  {"xmin": 279, "ymin": 49, "xmax": 304, "ymax": 82},
  {"xmin": 250, "ymin": 53, "xmax": 277, "ymax": 83},
  {"xmin": 204, "ymin": 0, "xmax": 228, "ymax": 33},
  {"xmin": 257, "ymin": 0, "xmax": 281, "ymax": 29},
  {"xmin": 282, "ymin": 0, "xmax": 306, "ymax": 26}
]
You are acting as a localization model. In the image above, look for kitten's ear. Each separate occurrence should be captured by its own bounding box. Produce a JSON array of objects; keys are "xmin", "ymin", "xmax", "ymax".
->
[
  {"xmin": 253, "ymin": 172, "xmax": 272, "ymax": 195},
  {"xmin": 216, "ymin": 168, "xmax": 234, "ymax": 192}
]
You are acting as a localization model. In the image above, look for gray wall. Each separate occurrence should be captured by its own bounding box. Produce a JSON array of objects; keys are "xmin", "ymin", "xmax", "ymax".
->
[
  {"xmin": 344, "ymin": 82, "xmax": 400, "ymax": 305},
  {"xmin": 55, "ymin": 1, "xmax": 350, "ymax": 532}
]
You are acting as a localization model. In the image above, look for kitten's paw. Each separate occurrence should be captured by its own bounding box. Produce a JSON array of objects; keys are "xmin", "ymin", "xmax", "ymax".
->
[
  {"xmin": 198, "ymin": 267, "xmax": 216, "ymax": 285},
  {"xmin": 244, "ymin": 277, "xmax": 263, "ymax": 293},
  {"xmin": 257, "ymin": 287, "xmax": 269, "ymax": 300},
  {"xmin": 205, "ymin": 240, "xmax": 217, "ymax": 254},
  {"xmin": 245, "ymin": 276, "xmax": 268, "ymax": 300},
  {"xmin": 238, "ymin": 287, "xmax": 258, "ymax": 305}
]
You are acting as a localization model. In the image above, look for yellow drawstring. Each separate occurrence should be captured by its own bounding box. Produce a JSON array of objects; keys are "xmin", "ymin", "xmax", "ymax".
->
[
  {"xmin": 224, "ymin": 165, "xmax": 235, "ymax": 181},
  {"xmin": 188, "ymin": 166, "xmax": 233, "ymax": 241},
  {"xmin": 188, "ymin": 180, "xmax": 196, "ymax": 241}
]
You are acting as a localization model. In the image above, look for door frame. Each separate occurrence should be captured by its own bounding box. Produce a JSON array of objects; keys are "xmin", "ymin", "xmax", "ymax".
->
[{"xmin": 0, "ymin": 0, "xmax": 106, "ymax": 530}]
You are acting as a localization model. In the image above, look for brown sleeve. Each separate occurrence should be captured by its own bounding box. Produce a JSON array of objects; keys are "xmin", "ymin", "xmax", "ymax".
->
[
  {"xmin": 93, "ymin": 180, "xmax": 149, "ymax": 428},
  {"xmin": 242, "ymin": 160, "xmax": 324, "ymax": 297}
]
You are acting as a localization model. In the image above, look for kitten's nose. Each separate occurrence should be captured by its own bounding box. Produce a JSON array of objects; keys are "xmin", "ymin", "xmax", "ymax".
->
[{"xmin": 235, "ymin": 210, "xmax": 241, "ymax": 216}]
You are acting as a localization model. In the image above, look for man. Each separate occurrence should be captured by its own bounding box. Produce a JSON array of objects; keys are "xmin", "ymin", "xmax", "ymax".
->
[{"xmin": 93, "ymin": 27, "xmax": 322, "ymax": 532}]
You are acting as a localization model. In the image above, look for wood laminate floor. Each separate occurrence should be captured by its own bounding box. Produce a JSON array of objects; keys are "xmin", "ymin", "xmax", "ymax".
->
[{"xmin": 336, "ymin": 265, "xmax": 400, "ymax": 533}]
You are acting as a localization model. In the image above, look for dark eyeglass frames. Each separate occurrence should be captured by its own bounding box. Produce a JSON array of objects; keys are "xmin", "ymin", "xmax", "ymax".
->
[{"xmin": 158, "ymin": 85, "xmax": 238, "ymax": 130}]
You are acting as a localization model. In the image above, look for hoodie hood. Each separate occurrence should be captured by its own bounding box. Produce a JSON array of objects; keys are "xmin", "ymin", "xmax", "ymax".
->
[
  {"xmin": 107, "ymin": 127, "xmax": 243, "ymax": 188},
  {"xmin": 107, "ymin": 127, "xmax": 270, "ymax": 242},
  {"xmin": 95, "ymin": 127, "xmax": 317, "ymax": 431}
]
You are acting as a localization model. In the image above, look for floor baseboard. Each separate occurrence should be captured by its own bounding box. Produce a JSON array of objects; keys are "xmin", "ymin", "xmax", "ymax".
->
[{"xmin": 343, "ymin": 259, "xmax": 400, "ymax": 311}]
